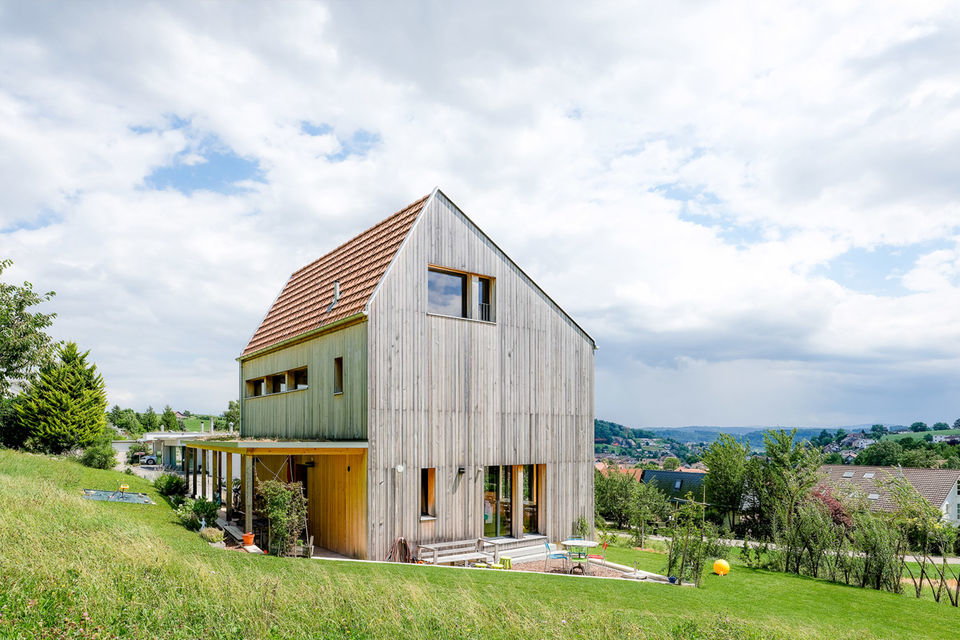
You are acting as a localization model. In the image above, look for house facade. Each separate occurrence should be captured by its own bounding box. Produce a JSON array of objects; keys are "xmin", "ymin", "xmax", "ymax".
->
[{"xmin": 187, "ymin": 189, "xmax": 596, "ymax": 559}]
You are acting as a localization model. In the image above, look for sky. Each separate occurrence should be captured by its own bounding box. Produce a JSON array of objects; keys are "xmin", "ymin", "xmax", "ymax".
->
[{"xmin": 2, "ymin": 1, "xmax": 960, "ymax": 428}]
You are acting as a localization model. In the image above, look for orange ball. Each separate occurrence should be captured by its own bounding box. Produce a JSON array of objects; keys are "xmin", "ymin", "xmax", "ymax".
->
[{"xmin": 713, "ymin": 559, "xmax": 730, "ymax": 576}]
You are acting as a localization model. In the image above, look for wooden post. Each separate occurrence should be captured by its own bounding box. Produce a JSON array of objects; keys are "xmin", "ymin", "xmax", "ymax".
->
[
  {"xmin": 511, "ymin": 465, "xmax": 523, "ymax": 539},
  {"xmin": 200, "ymin": 449, "xmax": 207, "ymax": 500},
  {"xmin": 225, "ymin": 453, "xmax": 234, "ymax": 520},
  {"xmin": 190, "ymin": 448, "xmax": 198, "ymax": 498},
  {"xmin": 244, "ymin": 455, "xmax": 254, "ymax": 535},
  {"xmin": 213, "ymin": 451, "xmax": 220, "ymax": 506}
]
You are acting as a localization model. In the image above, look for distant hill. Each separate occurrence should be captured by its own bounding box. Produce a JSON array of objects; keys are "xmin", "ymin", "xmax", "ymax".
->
[
  {"xmin": 649, "ymin": 426, "xmax": 841, "ymax": 448},
  {"xmin": 593, "ymin": 421, "xmax": 851, "ymax": 449}
]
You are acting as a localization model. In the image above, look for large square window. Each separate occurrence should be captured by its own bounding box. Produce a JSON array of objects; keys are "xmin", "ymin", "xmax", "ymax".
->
[{"xmin": 428, "ymin": 269, "xmax": 467, "ymax": 317}]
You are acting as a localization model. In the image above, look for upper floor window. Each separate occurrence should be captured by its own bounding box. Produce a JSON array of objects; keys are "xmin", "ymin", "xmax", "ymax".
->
[
  {"xmin": 428, "ymin": 269, "xmax": 467, "ymax": 317},
  {"xmin": 292, "ymin": 368, "xmax": 308, "ymax": 390},
  {"xmin": 333, "ymin": 357, "xmax": 344, "ymax": 395},
  {"xmin": 427, "ymin": 267, "xmax": 495, "ymax": 322}
]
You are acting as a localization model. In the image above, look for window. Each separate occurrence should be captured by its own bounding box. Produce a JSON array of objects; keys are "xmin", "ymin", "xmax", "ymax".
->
[
  {"xmin": 863, "ymin": 472, "xmax": 875, "ymax": 479},
  {"xmin": 868, "ymin": 493, "xmax": 880, "ymax": 500},
  {"xmin": 428, "ymin": 269, "xmax": 467, "ymax": 317},
  {"xmin": 268, "ymin": 374, "xmax": 286, "ymax": 394},
  {"xmin": 248, "ymin": 379, "xmax": 264, "ymax": 397},
  {"xmin": 292, "ymin": 368, "xmax": 308, "ymax": 389},
  {"xmin": 333, "ymin": 357, "xmax": 344, "ymax": 395},
  {"xmin": 420, "ymin": 468, "xmax": 436, "ymax": 518},
  {"xmin": 842, "ymin": 471, "xmax": 854, "ymax": 478},
  {"xmin": 478, "ymin": 277, "xmax": 492, "ymax": 321},
  {"xmin": 674, "ymin": 479, "xmax": 682, "ymax": 490}
]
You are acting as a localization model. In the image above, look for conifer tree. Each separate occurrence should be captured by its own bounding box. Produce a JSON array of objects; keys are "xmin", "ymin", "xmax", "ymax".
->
[{"xmin": 15, "ymin": 342, "xmax": 107, "ymax": 453}]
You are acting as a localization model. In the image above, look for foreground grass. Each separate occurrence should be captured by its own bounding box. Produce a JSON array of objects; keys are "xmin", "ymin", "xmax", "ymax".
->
[{"xmin": 0, "ymin": 451, "xmax": 955, "ymax": 640}]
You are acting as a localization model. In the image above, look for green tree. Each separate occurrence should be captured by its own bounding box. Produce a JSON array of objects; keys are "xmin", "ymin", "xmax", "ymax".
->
[
  {"xmin": 630, "ymin": 480, "xmax": 670, "ymax": 547},
  {"xmin": 702, "ymin": 433, "xmax": 749, "ymax": 529},
  {"xmin": 15, "ymin": 342, "xmax": 107, "ymax": 453},
  {"xmin": 900, "ymin": 448, "xmax": 938, "ymax": 468},
  {"xmin": 160, "ymin": 405, "xmax": 179, "ymax": 431},
  {"xmin": 140, "ymin": 406, "xmax": 159, "ymax": 431},
  {"xmin": 0, "ymin": 259, "xmax": 57, "ymax": 399},
  {"xmin": 823, "ymin": 452, "xmax": 843, "ymax": 464},
  {"xmin": 953, "ymin": 418, "xmax": 960, "ymax": 430},
  {"xmin": 932, "ymin": 422, "xmax": 950, "ymax": 431},
  {"xmin": 869, "ymin": 424, "xmax": 887, "ymax": 436},
  {"xmin": 662, "ymin": 456, "xmax": 681, "ymax": 470},
  {"xmin": 856, "ymin": 440, "xmax": 903, "ymax": 466},
  {"xmin": 108, "ymin": 404, "xmax": 123, "ymax": 426},
  {"xmin": 222, "ymin": 399, "xmax": 239, "ymax": 431},
  {"xmin": 910, "ymin": 422, "xmax": 929, "ymax": 432},
  {"xmin": 744, "ymin": 430, "xmax": 822, "ymax": 538},
  {"xmin": 594, "ymin": 465, "xmax": 636, "ymax": 529}
]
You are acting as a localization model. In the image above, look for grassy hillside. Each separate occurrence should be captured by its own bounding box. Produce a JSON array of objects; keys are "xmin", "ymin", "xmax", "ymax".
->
[
  {"xmin": 882, "ymin": 429, "xmax": 960, "ymax": 441},
  {"xmin": 0, "ymin": 450, "xmax": 955, "ymax": 639}
]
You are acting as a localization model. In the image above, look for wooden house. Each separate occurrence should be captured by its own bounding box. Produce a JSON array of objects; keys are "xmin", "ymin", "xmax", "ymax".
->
[{"xmin": 187, "ymin": 189, "xmax": 596, "ymax": 559}]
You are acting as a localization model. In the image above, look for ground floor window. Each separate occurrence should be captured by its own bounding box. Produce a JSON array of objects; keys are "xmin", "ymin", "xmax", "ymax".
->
[
  {"xmin": 483, "ymin": 466, "xmax": 512, "ymax": 537},
  {"xmin": 420, "ymin": 468, "xmax": 436, "ymax": 517},
  {"xmin": 522, "ymin": 464, "xmax": 539, "ymax": 534}
]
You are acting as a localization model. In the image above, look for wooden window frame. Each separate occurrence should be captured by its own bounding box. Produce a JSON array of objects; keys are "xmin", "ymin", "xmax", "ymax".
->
[{"xmin": 245, "ymin": 367, "xmax": 309, "ymax": 399}]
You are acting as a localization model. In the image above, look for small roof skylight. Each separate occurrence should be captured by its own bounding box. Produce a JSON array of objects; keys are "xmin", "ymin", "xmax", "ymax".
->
[
  {"xmin": 868, "ymin": 493, "xmax": 880, "ymax": 500},
  {"xmin": 863, "ymin": 472, "xmax": 875, "ymax": 479},
  {"xmin": 842, "ymin": 471, "xmax": 854, "ymax": 478}
]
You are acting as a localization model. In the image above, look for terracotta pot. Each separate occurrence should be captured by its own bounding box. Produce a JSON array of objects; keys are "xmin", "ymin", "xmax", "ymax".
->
[{"xmin": 242, "ymin": 532, "xmax": 255, "ymax": 546}]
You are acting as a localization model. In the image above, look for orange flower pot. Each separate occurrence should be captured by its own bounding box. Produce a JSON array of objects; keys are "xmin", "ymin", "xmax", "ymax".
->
[{"xmin": 242, "ymin": 532, "xmax": 254, "ymax": 546}]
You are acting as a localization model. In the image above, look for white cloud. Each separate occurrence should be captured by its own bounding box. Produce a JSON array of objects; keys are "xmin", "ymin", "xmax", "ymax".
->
[{"xmin": 1, "ymin": 1, "xmax": 960, "ymax": 425}]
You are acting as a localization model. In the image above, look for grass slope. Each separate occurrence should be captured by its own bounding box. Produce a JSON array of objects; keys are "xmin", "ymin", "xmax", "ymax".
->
[
  {"xmin": 882, "ymin": 429, "xmax": 960, "ymax": 442},
  {"xmin": 0, "ymin": 450, "xmax": 955, "ymax": 640}
]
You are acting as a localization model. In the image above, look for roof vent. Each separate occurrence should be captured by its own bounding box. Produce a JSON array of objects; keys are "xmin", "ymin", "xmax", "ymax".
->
[{"xmin": 326, "ymin": 279, "xmax": 341, "ymax": 313}]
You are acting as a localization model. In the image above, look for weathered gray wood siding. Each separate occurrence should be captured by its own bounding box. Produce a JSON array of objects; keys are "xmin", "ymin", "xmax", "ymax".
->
[
  {"xmin": 366, "ymin": 192, "xmax": 595, "ymax": 559},
  {"xmin": 240, "ymin": 322, "xmax": 368, "ymax": 440}
]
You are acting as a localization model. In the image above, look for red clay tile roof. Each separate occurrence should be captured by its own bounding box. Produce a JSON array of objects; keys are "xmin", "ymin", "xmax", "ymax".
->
[
  {"xmin": 242, "ymin": 194, "xmax": 429, "ymax": 357},
  {"xmin": 819, "ymin": 464, "xmax": 960, "ymax": 513}
]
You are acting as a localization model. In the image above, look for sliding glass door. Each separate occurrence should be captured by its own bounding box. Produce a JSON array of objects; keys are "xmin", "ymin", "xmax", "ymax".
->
[{"xmin": 483, "ymin": 466, "xmax": 512, "ymax": 537}]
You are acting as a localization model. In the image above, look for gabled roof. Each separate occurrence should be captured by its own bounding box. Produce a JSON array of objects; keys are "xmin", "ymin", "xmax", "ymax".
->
[
  {"xmin": 241, "ymin": 194, "xmax": 429, "ymax": 357},
  {"xmin": 820, "ymin": 464, "xmax": 960, "ymax": 512}
]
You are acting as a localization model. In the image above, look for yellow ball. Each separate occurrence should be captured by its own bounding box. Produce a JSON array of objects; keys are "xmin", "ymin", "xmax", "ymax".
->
[{"xmin": 713, "ymin": 559, "xmax": 730, "ymax": 576}]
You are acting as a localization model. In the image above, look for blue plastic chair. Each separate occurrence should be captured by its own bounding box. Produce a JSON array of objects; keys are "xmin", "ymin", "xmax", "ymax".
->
[{"xmin": 544, "ymin": 542, "xmax": 568, "ymax": 571}]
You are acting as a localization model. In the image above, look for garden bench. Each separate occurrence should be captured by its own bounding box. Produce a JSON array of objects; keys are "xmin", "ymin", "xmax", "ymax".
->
[{"xmin": 417, "ymin": 539, "xmax": 493, "ymax": 566}]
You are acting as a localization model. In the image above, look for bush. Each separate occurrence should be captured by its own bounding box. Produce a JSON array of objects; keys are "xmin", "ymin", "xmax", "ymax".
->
[
  {"xmin": 127, "ymin": 442, "xmax": 148, "ymax": 464},
  {"xmin": 199, "ymin": 527, "xmax": 224, "ymax": 543},
  {"xmin": 154, "ymin": 473, "xmax": 186, "ymax": 497},
  {"xmin": 175, "ymin": 497, "xmax": 220, "ymax": 531},
  {"xmin": 79, "ymin": 441, "xmax": 116, "ymax": 470}
]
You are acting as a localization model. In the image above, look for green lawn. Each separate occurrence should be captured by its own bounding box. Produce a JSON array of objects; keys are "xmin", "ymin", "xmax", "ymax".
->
[
  {"xmin": 882, "ymin": 429, "xmax": 960, "ymax": 441},
  {"xmin": 0, "ymin": 450, "xmax": 956, "ymax": 640}
]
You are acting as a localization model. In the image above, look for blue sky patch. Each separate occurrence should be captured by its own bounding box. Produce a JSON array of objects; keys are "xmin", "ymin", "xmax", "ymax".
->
[
  {"xmin": 1, "ymin": 208, "xmax": 62, "ymax": 234},
  {"xmin": 301, "ymin": 121, "xmax": 333, "ymax": 136},
  {"xmin": 144, "ymin": 140, "xmax": 264, "ymax": 195},
  {"xmin": 327, "ymin": 129, "xmax": 382, "ymax": 162},
  {"xmin": 816, "ymin": 242, "xmax": 951, "ymax": 296}
]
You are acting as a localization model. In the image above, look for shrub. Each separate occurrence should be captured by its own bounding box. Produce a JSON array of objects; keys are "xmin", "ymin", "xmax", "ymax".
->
[
  {"xmin": 79, "ymin": 441, "xmax": 116, "ymax": 470},
  {"xmin": 257, "ymin": 480, "xmax": 307, "ymax": 556},
  {"xmin": 154, "ymin": 473, "xmax": 186, "ymax": 497},
  {"xmin": 199, "ymin": 527, "xmax": 224, "ymax": 543},
  {"xmin": 175, "ymin": 497, "xmax": 219, "ymax": 531},
  {"xmin": 127, "ymin": 442, "xmax": 148, "ymax": 464}
]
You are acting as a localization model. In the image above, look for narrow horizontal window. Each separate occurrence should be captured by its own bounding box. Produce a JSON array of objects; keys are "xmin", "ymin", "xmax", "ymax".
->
[
  {"xmin": 292, "ymin": 368, "xmax": 308, "ymax": 389},
  {"xmin": 268, "ymin": 374, "xmax": 286, "ymax": 394}
]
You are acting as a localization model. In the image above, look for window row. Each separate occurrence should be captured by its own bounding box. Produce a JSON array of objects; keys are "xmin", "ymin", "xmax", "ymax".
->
[
  {"xmin": 427, "ymin": 267, "xmax": 495, "ymax": 322},
  {"xmin": 245, "ymin": 357, "xmax": 344, "ymax": 398}
]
